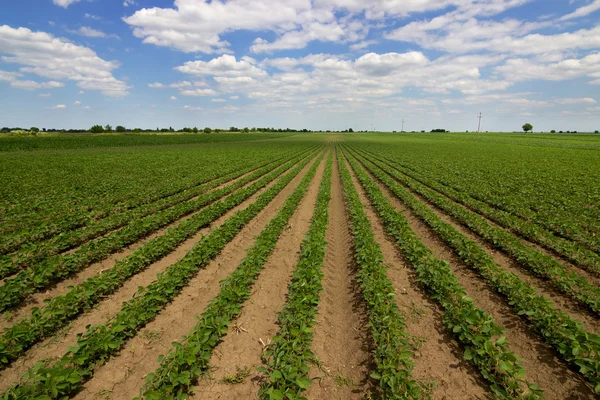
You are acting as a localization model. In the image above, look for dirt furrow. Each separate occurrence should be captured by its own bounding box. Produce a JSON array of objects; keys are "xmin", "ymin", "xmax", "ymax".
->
[
  {"xmin": 344, "ymin": 157, "xmax": 490, "ymax": 400},
  {"xmin": 0, "ymin": 156, "xmax": 315, "ymax": 393},
  {"xmin": 403, "ymin": 185, "xmax": 600, "ymax": 334},
  {"xmin": 368, "ymin": 153, "xmax": 600, "ymax": 287},
  {"xmin": 353, "ymin": 160, "xmax": 595, "ymax": 399},
  {"xmin": 189, "ymin": 152, "xmax": 328, "ymax": 400},
  {"xmin": 0, "ymin": 169, "xmax": 267, "ymax": 330},
  {"xmin": 68, "ymin": 154, "xmax": 322, "ymax": 400},
  {"xmin": 305, "ymin": 152, "xmax": 373, "ymax": 400}
]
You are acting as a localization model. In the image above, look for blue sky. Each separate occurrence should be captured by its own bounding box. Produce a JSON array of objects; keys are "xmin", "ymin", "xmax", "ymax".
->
[{"xmin": 1, "ymin": 0, "xmax": 599, "ymax": 132}]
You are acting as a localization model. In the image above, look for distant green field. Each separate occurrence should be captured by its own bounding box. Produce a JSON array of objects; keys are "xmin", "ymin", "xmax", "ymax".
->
[{"xmin": 0, "ymin": 132, "xmax": 297, "ymax": 152}]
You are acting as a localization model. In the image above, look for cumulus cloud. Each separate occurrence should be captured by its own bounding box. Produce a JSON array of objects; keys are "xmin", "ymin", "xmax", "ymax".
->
[
  {"xmin": 496, "ymin": 52, "xmax": 600, "ymax": 83},
  {"xmin": 170, "ymin": 95, "xmax": 178, "ymax": 100},
  {"xmin": 172, "ymin": 51, "xmax": 513, "ymax": 116},
  {"xmin": 0, "ymin": 25, "xmax": 129, "ymax": 96},
  {"xmin": 211, "ymin": 98, "xmax": 226, "ymax": 102},
  {"xmin": 49, "ymin": 104, "xmax": 66, "ymax": 109},
  {"xmin": 175, "ymin": 55, "xmax": 266, "ymax": 77}
]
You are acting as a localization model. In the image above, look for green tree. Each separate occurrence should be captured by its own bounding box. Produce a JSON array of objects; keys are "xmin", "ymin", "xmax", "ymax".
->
[
  {"xmin": 522, "ymin": 123, "xmax": 533, "ymax": 132},
  {"xmin": 116, "ymin": 126, "xmax": 126, "ymax": 133},
  {"xmin": 90, "ymin": 125, "xmax": 104, "ymax": 133},
  {"xmin": 204, "ymin": 127, "xmax": 212, "ymax": 134},
  {"xmin": 104, "ymin": 124, "xmax": 112, "ymax": 133},
  {"xmin": 243, "ymin": 127, "xmax": 249, "ymax": 133},
  {"xmin": 193, "ymin": 127, "xmax": 198, "ymax": 133},
  {"xmin": 30, "ymin": 127, "xmax": 40, "ymax": 134}
]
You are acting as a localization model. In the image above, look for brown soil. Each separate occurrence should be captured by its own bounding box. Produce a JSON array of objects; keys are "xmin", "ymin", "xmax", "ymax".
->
[
  {"xmin": 409, "ymin": 187, "xmax": 600, "ymax": 335},
  {"xmin": 0, "ymin": 167, "xmax": 268, "ymax": 330},
  {"xmin": 362, "ymin": 152, "xmax": 600, "ymax": 334},
  {"xmin": 348, "ymin": 157, "xmax": 596, "ymax": 399},
  {"xmin": 304, "ymin": 151, "xmax": 373, "ymax": 400},
  {"xmin": 189, "ymin": 151, "xmax": 328, "ymax": 400},
  {"xmin": 375, "ymin": 155, "xmax": 600, "ymax": 287},
  {"xmin": 0, "ymin": 155, "xmax": 314, "ymax": 393},
  {"xmin": 344, "ymin": 157, "xmax": 491, "ymax": 400},
  {"xmin": 67, "ymin": 153, "xmax": 323, "ymax": 400}
]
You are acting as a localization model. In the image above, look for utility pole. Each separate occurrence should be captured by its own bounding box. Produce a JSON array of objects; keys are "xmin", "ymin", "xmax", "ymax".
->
[
  {"xmin": 477, "ymin": 112, "xmax": 483, "ymax": 137},
  {"xmin": 401, "ymin": 119, "xmax": 405, "ymax": 132}
]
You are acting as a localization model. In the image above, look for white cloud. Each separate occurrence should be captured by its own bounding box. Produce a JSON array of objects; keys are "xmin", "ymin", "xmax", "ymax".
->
[
  {"xmin": 70, "ymin": 26, "xmax": 119, "ymax": 39},
  {"xmin": 496, "ymin": 53, "xmax": 600, "ymax": 82},
  {"xmin": 230, "ymin": 95, "xmax": 239, "ymax": 99},
  {"xmin": 0, "ymin": 69, "xmax": 65, "ymax": 90},
  {"xmin": 560, "ymin": 0, "xmax": 600, "ymax": 21},
  {"xmin": 0, "ymin": 25, "xmax": 129, "ymax": 96},
  {"xmin": 53, "ymin": 0, "xmax": 81, "ymax": 8},
  {"xmin": 83, "ymin": 105, "xmax": 91, "ymax": 109},
  {"xmin": 84, "ymin": 13, "xmax": 102, "ymax": 21},
  {"xmin": 123, "ymin": 0, "xmax": 136, "ymax": 6},
  {"xmin": 74, "ymin": 100, "xmax": 81, "ymax": 105},
  {"xmin": 175, "ymin": 55, "xmax": 266, "ymax": 78},
  {"xmin": 148, "ymin": 81, "xmax": 193, "ymax": 88},
  {"xmin": 555, "ymin": 97, "xmax": 597, "ymax": 104},
  {"xmin": 180, "ymin": 88, "xmax": 218, "ymax": 96},
  {"xmin": 183, "ymin": 105, "xmax": 203, "ymax": 111},
  {"xmin": 79, "ymin": 90, "xmax": 85, "ymax": 94},
  {"xmin": 170, "ymin": 95, "xmax": 178, "ymax": 100},
  {"xmin": 49, "ymin": 104, "xmax": 66, "ymax": 109},
  {"xmin": 211, "ymin": 98, "xmax": 226, "ymax": 102},
  {"xmin": 39, "ymin": 93, "xmax": 51, "ymax": 97}
]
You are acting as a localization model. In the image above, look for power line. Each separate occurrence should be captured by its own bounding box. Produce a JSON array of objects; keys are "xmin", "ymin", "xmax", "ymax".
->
[{"xmin": 477, "ymin": 112, "xmax": 483, "ymax": 136}]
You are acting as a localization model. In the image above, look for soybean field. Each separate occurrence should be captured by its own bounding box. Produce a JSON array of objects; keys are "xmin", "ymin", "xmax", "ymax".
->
[{"xmin": 1, "ymin": 132, "xmax": 600, "ymax": 400}]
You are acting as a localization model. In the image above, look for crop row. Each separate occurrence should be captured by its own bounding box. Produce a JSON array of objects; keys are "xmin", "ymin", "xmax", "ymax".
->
[
  {"xmin": 0, "ymin": 149, "xmax": 323, "ymax": 400},
  {"xmin": 337, "ymin": 149, "xmax": 420, "ymax": 399},
  {"xmin": 0, "ymin": 149, "xmax": 317, "ymax": 312},
  {"xmin": 358, "ymin": 148, "xmax": 600, "ymax": 276},
  {"xmin": 0, "ymin": 149, "xmax": 316, "ymax": 369},
  {"xmin": 375, "ymin": 151, "xmax": 600, "ymax": 255},
  {"xmin": 342, "ymin": 148, "xmax": 542, "ymax": 399},
  {"xmin": 0, "ymin": 142, "xmax": 310, "ymax": 255},
  {"xmin": 258, "ymin": 152, "xmax": 333, "ymax": 400},
  {"xmin": 0, "ymin": 147, "xmax": 314, "ymax": 278},
  {"xmin": 349, "ymin": 148, "xmax": 600, "ymax": 394},
  {"xmin": 140, "ymin": 151, "xmax": 327, "ymax": 400},
  {"xmin": 349, "ymin": 146, "xmax": 600, "ymax": 318}
]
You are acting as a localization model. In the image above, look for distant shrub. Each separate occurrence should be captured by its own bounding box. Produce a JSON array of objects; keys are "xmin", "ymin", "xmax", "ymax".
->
[
  {"xmin": 431, "ymin": 129, "xmax": 446, "ymax": 133},
  {"xmin": 551, "ymin": 130, "xmax": 556, "ymax": 133},
  {"xmin": 595, "ymin": 130, "xmax": 599, "ymax": 134},
  {"xmin": 90, "ymin": 125, "xmax": 104, "ymax": 133},
  {"xmin": 116, "ymin": 126, "xmax": 127, "ymax": 133}
]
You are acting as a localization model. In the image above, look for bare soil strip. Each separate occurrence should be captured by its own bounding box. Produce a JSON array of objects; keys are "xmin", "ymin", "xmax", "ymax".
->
[
  {"xmin": 304, "ymin": 152, "xmax": 374, "ymax": 400},
  {"xmin": 67, "ymin": 154, "xmax": 323, "ymax": 400},
  {"xmin": 0, "ymin": 155, "xmax": 318, "ymax": 394},
  {"xmin": 189, "ymin": 152, "xmax": 328, "ymax": 400},
  {"xmin": 355, "ymin": 161, "xmax": 595, "ymax": 399},
  {"xmin": 0, "ymin": 168, "xmax": 268, "ymax": 330},
  {"xmin": 368, "ymin": 152, "xmax": 600, "ymax": 287},
  {"xmin": 407, "ymin": 187, "xmax": 600, "ymax": 334},
  {"xmin": 344, "ymin": 158, "xmax": 490, "ymax": 400}
]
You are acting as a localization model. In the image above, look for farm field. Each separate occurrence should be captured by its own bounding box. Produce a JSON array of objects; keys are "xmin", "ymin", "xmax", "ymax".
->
[{"xmin": 1, "ymin": 132, "xmax": 600, "ymax": 400}]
